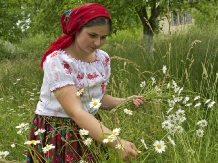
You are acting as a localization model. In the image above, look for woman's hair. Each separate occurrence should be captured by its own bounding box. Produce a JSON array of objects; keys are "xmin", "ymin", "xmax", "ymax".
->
[{"xmin": 81, "ymin": 17, "xmax": 112, "ymax": 33}]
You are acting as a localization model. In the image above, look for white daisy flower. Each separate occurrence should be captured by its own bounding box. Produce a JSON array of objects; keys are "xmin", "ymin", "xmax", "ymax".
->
[
  {"xmin": 185, "ymin": 103, "xmax": 192, "ymax": 107},
  {"xmin": 42, "ymin": 144, "xmax": 55, "ymax": 153},
  {"xmin": 183, "ymin": 96, "xmax": 190, "ymax": 104},
  {"xmin": 175, "ymin": 109, "xmax": 185, "ymax": 117},
  {"xmin": 15, "ymin": 123, "xmax": 29, "ymax": 129},
  {"xmin": 112, "ymin": 128, "xmax": 121, "ymax": 136},
  {"xmin": 83, "ymin": 138, "xmax": 93, "ymax": 146},
  {"xmin": 196, "ymin": 129, "xmax": 204, "ymax": 137},
  {"xmin": 103, "ymin": 135, "xmax": 117, "ymax": 143},
  {"xmin": 194, "ymin": 103, "xmax": 201, "ymax": 108},
  {"xmin": 115, "ymin": 143, "xmax": 125, "ymax": 151},
  {"xmin": 207, "ymin": 101, "xmax": 215, "ymax": 108},
  {"xmin": 197, "ymin": 120, "xmax": 208, "ymax": 127},
  {"xmin": 151, "ymin": 77, "xmax": 156, "ymax": 85},
  {"xmin": 140, "ymin": 81, "xmax": 146, "ymax": 88},
  {"xmin": 204, "ymin": 99, "xmax": 211, "ymax": 104},
  {"xmin": 153, "ymin": 140, "xmax": 166, "ymax": 153},
  {"xmin": 11, "ymin": 144, "xmax": 15, "ymax": 148},
  {"xmin": 194, "ymin": 96, "xmax": 200, "ymax": 101},
  {"xmin": 175, "ymin": 126, "xmax": 184, "ymax": 133},
  {"xmin": 89, "ymin": 98, "xmax": 102, "ymax": 109},
  {"xmin": 0, "ymin": 151, "xmax": 9, "ymax": 158},
  {"xmin": 24, "ymin": 140, "xmax": 41, "ymax": 145},
  {"xmin": 140, "ymin": 138, "xmax": 148, "ymax": 149},
  {"xmin": 124, "ymin": 108, "xmax": 133, "ymax": 115},
  {"xmin": 79, "ymin": 129, "xmax": 89, "ymax": 136},
  {"xmin": 162, "ymin": 65, "xmax": 167, "ymax": 74},
  {"xmin": 76, "ymin": 88, "xmax": 84, "ymax": 96},
  {"xmin": 162, "ymin": 120, "xmax": 173, "ymax": 130},
  {"xmin": 34, "ymin": 129, "xmax": 46, "ymax": 135}
]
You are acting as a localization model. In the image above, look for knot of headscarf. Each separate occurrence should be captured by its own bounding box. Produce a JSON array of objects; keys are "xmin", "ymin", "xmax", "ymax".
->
[{"xmin": 40, "ymin": 3, "xmax": 110, "ymax": 67}]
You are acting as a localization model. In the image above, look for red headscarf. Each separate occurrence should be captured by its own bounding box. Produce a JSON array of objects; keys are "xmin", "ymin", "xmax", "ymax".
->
[{"xmin": 40, "ymin": 3, "xmax": 111, "ymax": 67}]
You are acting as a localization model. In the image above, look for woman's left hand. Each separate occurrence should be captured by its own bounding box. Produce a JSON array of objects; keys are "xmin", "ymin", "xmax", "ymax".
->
[{"xmin": 128, "ymin": 95, "xmax": 145, "ymax": 109}]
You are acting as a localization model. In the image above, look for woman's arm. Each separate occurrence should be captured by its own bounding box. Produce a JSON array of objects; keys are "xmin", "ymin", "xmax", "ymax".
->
[
  {"xmin": 101, "ymin": 94, "xmax": 145, "ymax": 111},
  {"xmin": 54, "ymin": 85, "xmax": 140, "ymax": 162}
]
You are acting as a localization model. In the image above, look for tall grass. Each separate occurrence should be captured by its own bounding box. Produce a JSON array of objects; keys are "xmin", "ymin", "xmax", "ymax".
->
[{"xmin": 0, "ymin": 26, "xmax": 217, "ymax": 162}]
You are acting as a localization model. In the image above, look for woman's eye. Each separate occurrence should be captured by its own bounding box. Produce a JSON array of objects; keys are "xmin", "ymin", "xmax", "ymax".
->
[{"xmin": 89, "ymin": 34, "xmax": 96, "ymax": 38}]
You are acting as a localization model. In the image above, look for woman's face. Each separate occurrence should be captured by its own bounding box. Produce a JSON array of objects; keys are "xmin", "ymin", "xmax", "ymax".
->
[{"xmin": 75, "ymin": 24, "xmax": 110, "ymax": 54}]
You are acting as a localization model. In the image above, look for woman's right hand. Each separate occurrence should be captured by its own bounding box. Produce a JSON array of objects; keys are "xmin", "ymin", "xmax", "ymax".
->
[{"xmin": 116, "ymin": 139, "xmax": 141, "ymax": 162}]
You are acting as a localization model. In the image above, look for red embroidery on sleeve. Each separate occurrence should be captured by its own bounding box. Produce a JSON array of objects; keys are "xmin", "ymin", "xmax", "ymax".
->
[
  {"xmin": 50, "ymin": 51, "xmax": 60, "ymax": 58},
  {"xmin": 62, "ymin": 61, "xmax": 72, "ymax": 74}
]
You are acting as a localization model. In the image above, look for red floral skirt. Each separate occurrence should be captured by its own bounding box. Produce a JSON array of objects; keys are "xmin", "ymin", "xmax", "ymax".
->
[{"xmin": 26, "ymin": 114, "xmax": 108, "ymax": 163}]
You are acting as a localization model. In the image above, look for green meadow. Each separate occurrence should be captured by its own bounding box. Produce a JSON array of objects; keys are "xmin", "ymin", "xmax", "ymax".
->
[{"xmin": 0, "ymin": 25, "xmax": 217, "ymax": 162}]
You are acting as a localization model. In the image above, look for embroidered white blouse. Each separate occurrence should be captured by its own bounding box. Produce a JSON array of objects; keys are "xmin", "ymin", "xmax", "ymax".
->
[{"xmin": 35, "ymin": 49, "xmax": 111, "ymax": 117}]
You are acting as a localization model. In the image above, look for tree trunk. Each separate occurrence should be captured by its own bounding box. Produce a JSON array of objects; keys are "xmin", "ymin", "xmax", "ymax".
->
[{"xmin": 135, "ymin": 2, "xmax": 161, "ymax": 55}]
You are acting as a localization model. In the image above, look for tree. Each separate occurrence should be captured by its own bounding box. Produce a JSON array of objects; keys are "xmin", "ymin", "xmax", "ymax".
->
[{"xmin": 0, "ymin": 0, "xmax": 25, "ymax": 42}]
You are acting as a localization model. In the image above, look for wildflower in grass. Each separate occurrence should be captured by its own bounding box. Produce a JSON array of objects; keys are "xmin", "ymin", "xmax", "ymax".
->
[
  {"xmin": 183, "ymin": 96, "xmax": 190, "ymax": 104},
  {"xmin": 140, "ymin": 81, "xmax": 146, "ymax": 88},
  {"xmin": 162, "ymin": 120, "xmax": 173, "ymax": 130},
  {"xmin": 16, "ymin": 123, "xmax": 29, "ymax": 134},
  {"xmin": 16, "ymin": 123, "xmax": 29, "ymax": 129},
  {"xmin": 83, "ymin": 138, "xmax": 93, "ymax": 146},
  {"xmin": 167, "ymin": 114, "xmax": 176, "ymax": 122},
  {"xmin": 175, "ymin": 126, "xmax": 184, "ymax": 133},
  {"xmin": 11, "ymin": 144, "xmax": 15, "ymax": 148},
  {"xmin": 185, "ymin": 103, "xmax": 192, "ymax": 107},
  {"xmin": 153, "ymin": 140, "xmax": 166, "ymax": 153},
  {"xmin": 0, "ymin": 151, "xmax": 9, "ymax": 158},
  {"xmin": 178, "ymin": 87, "xmax": 183, "ymax": 96},
  {"xmin": 162, "ymin": 65, "xmax": 167, "ymax": 74},
  {"xmin": 197, "ymin": 120, "xmax": 208, "ymax": 127},
  {"xmin": 79, "ymin": 129, "xmax": 89, "ymax": 136},
  {"xmin": 79, "ymin": 160, "xmax": 88, "ymax": 163},
  {"xmin": 173, "ymin": 96, "xmax": 183, "ymax": 103},
  {"xmin": 24, "ymin": 140, "xmax": 41, "ymax": 145},
  {"xmin": 204, "ymin": 99, "xmax": 211, "ymax": 104},
  {"xmin": 34, "ymin": 129, "xmax": 46, "ymax": 135},
  {"xmin": 175, "ymin": 109, "xmax": 185, "ymax": 118},
  {"xmin": 196, "ymin": 129, "xmax": 204, "ymax": 137},
  {"xmin": 76, "ymin": 88, "xmax": 84, "ymax": 96},
  {"xmin": 112, "ymin": 128, "xmax": 121, "ymax": 136},
  {"xmin": 140, "ymin": 138, "xmax": 148, "ymax": 149},
  {"xmin": 187, "ymin": 149, "xmax": 195, "ymax": 154},
  {"xmin": 207, "ymin": 101, "xmax": 215, "ymax": 108},
  {"xmin": 194, "ymin": 103, "xmax": 201, "ymax": 108},
  {"xmin": 167, "ymin": 82, "xmax": 170, "ymax": 89},
  {"xmin": 115, "ymin": 143, "xmax": 125, "ymax": 151},
  {"xmin": 103, "ymin": 135, "xmax": 117, "ymax": 143},
  {"xmin": 151, "ymin": 77, "xmax": 156, "ymax": 85},
  {"xmin": 167, "ymin": 99, "xmax": 175, "ymax": 108},
  {"xmin": 42, "ymin": 144, "xmax": 55, "ymax": 153},
  {"xmin": 167, "ymin": 136, "xmax": 175, "ymax": 146},
  {"xmin": 124, "ymin": 108, "xmax": 133, "ymax": 115},
  {"xmin": 89, "ymin": 98, "xmax": 102, "ymax": 109},
  {"xmin": 194, "ymin": 96, "xmax": 200, "ymax": 101}
]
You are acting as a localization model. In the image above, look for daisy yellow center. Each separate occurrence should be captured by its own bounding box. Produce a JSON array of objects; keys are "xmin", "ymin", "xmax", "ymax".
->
[
  {"xmin": 46, "ymin": 146, "xmax": 51, "ymax": 149},
  {"xmin": 157, "ymin": 144, "xmax": 162, "ymax": 149},
  {"xmin": 113, "ymin": 131, "xmax": 117, "ymax": 135},
  {"xmin": 93, "ymin": 102, "xmax": 98, "ymax": 106},
  {"xmin": 30, "ymin": 140, "xmax": 35, "ymax": 144}
]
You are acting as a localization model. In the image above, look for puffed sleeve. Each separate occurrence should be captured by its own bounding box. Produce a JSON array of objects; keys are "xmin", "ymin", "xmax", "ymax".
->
[
  {"xmin": 43, "ymin": 51, "xmax": 77, "ymax": 91},
  {"xmin": 98, "ymin": 50, "xmax": 111, "ymax": 84}
]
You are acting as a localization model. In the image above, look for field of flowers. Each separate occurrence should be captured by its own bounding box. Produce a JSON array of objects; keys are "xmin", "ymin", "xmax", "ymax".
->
[{"xmin": 0, "ymin": 27, "xmax": 217, "ymax": 162}]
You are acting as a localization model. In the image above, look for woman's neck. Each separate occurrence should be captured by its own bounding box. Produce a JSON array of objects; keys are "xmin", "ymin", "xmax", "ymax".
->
[{"xmin": 64, "ymin": 43, "xmax": 96, "ymax": 62}]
